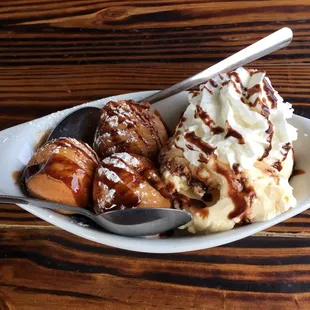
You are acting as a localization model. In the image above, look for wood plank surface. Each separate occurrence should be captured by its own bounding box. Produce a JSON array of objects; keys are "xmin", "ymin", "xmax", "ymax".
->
[
  {"xmin": 0, "ymin": 63, "xmax": 310, "ymax": 129},
  {"xmin": 0, "ymin": 0, "xmax": 310, "ymax": 308},
  {"xmin": 0, "ymin": 229, "xmax": 310, "ymax": 309}
]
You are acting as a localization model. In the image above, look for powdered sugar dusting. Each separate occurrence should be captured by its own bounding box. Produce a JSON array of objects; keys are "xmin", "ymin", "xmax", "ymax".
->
[
  {"xmin": 102, "ymin": 157, "xmax": 133, "ymax": 173},
  {"xmin": 97, "ymin": 167, "xmax": 121, "ymax": 183},
  {"xmin": 113, "ymin": 152, "xmax": 139, "ymax": 167}
]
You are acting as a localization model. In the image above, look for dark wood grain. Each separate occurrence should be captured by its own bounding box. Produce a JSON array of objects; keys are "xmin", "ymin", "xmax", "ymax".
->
[
  {"xmin": 1, "ymin": 0, "xmax": 310, "ymax": 66},
  {"xmin": 0, "ymin": 228, "xmax": 310, "ymax": 309},
  {"xmin": 1, "ymin": 0, "xmax": 310, "ymax": 308},
  {"xmin": 0, "ymin": 63, "xmax": 310, "ymax": 131}
]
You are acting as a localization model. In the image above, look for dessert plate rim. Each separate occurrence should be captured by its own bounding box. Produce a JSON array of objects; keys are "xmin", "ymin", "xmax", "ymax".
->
[{"xmin": 0, "ymin": 90, "xmax": 309, "ymax": 254}]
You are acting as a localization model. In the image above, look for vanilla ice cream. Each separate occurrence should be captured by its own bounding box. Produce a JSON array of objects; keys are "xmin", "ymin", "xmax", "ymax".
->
[{"xmin": 159, "ymin": 67, "xmax": 298, "ymax": 233}]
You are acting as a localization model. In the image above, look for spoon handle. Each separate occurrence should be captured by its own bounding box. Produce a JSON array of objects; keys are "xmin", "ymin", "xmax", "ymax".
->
[
  {"xmin": 142, "ymin": 27, "xmax": 293, "ymax": 104},
  {"xmin": 0, "ymin": 194, "xmax": 94, "ymax": 219}
]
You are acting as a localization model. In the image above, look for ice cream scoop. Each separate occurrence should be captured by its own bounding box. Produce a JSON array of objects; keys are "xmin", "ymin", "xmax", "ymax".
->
[
  {"xmin": 93, "ymin": 152, "xmax": 172, "ymax": 213},
  {"xmin": 93, "ymin": 100, "xmax": 168, "ymax": 161},
  {"xmin": 23, "ymin": 137, "xmax": 99, "ymax": 208},
  {"xmin": 160, "ymin": 67, "xmax": 298, "ymax": 233}
]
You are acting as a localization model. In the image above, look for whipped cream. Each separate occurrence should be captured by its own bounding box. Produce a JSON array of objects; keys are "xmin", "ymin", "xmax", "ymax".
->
[
  {"xmin": 175, "ymin": 67, "xmax": 297, "ymax": 171},
  {"xmin": 160, "ymin": 67, "xmax": 298, "ymax": 233}
]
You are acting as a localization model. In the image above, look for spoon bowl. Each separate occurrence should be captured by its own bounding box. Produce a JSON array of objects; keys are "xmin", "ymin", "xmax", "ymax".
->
[
  {"xmin": 47, "ymin": 106, "xmax": 101, "ymax": 145},
  {"xmin": 0, "ymin": 195, "xmax": 192, "ymax": 236}
]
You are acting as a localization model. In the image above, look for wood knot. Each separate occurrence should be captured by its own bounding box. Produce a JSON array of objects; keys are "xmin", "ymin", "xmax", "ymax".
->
[{"xmin": 100, "ymin": 7, "xmax": 128, "ymax": 21}]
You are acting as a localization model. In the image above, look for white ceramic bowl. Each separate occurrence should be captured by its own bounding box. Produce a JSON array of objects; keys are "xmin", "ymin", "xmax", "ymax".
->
[{"xmin": 0, "ymin": 91, "xmax": 309, "ymax": 253}]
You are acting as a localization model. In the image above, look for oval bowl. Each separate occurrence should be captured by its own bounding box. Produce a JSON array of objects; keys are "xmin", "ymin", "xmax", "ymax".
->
[{"xmin": 0, "ymin": 90, "xmax": 309, "ymax": 253}]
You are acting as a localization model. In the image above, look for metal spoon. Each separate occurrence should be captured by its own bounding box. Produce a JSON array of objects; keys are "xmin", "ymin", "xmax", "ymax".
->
[
  {"xmin": 0, "ymin": 195, "xmax": 192, "ymax": 237},
  {"xmin": 47, "ymin": 106, "xmax": 101, "ymax": 145},
  {"xmin": 142, "ymin": 27, "xmax": 293, "ymax": 104},
  {"xmin": 46, "ymin": 28, "xmax": 293, "ymax": 145}
]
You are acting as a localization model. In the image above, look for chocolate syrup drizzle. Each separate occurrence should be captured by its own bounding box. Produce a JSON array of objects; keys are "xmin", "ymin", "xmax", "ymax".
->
[
  {"xmin": 95, "ymin": 154, "xmax": 171, "ymax": 212},
  {"xmin": 228, "ymin": 71, "xmax": 277, "ymax": 160},
  {"xmin": 24, "ymin": 138, "xmax": 97, "ymax": 207},
  {"xmin": 194, "ymin": 105, "xmax": 224, "ymax": 135},
  {"xmin": 259, "ymin": 121, "xmax": 274, "ymax": 161},
  {"xmin": 204, "ymin": 86, "xmax": 213, "ymax": 95},
  {"xmin": 224, "ymin": 121, "xmax": 245, "ymax": 144},
  {"xmin": 272, "ymin": 142, "xmax": 292, "ymax": 171},
  {"xmin": 209, "ymin": 79, "xmax": 218, "ymax": 88},
  {"xmin": 184, "ymin": 131, "xmax": 216, "ymax": 156},
  {"xmin": 263, "ymin": 78, "xmax": 278, "ymax": 109},
  {"xmin": 215, "ymin": 164, "xmax": 256, "ymax": 220},
  {"xmin": 96, "ymin": 100, "xmax": 166, "ymax": 160}
]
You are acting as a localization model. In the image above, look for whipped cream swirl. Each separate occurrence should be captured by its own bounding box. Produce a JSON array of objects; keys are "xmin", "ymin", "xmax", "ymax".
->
[{"xmin": 175, "ymin": 67, "xmax": 297, "ymax": 171}]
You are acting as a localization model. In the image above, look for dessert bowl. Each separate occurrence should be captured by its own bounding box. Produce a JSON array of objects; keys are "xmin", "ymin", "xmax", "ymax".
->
[{"xmin": 0, "ymin": 90, "xmax": 309, "ymax": 254}]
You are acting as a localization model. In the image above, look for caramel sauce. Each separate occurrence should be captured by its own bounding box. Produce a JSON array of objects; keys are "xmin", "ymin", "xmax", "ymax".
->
[
  {"xmin": 219, "ymin": 74, "xmax": 224, "ymax": 80},
  {"xmin": 186, "ymin": 144, "xmax": 194, "ymax": 150},
  {"xmin": 184, "ymin": 131, "xmax": 216, "ymax": 156},
  {"xmin": 224, "ymin": 121, "xmax": 245, "ymax": 144}
]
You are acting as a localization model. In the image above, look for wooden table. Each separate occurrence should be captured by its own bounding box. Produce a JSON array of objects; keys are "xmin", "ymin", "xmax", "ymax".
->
[{"xmin": 1, "ymin": 1, "xmax": 310, "ymax": 309}]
